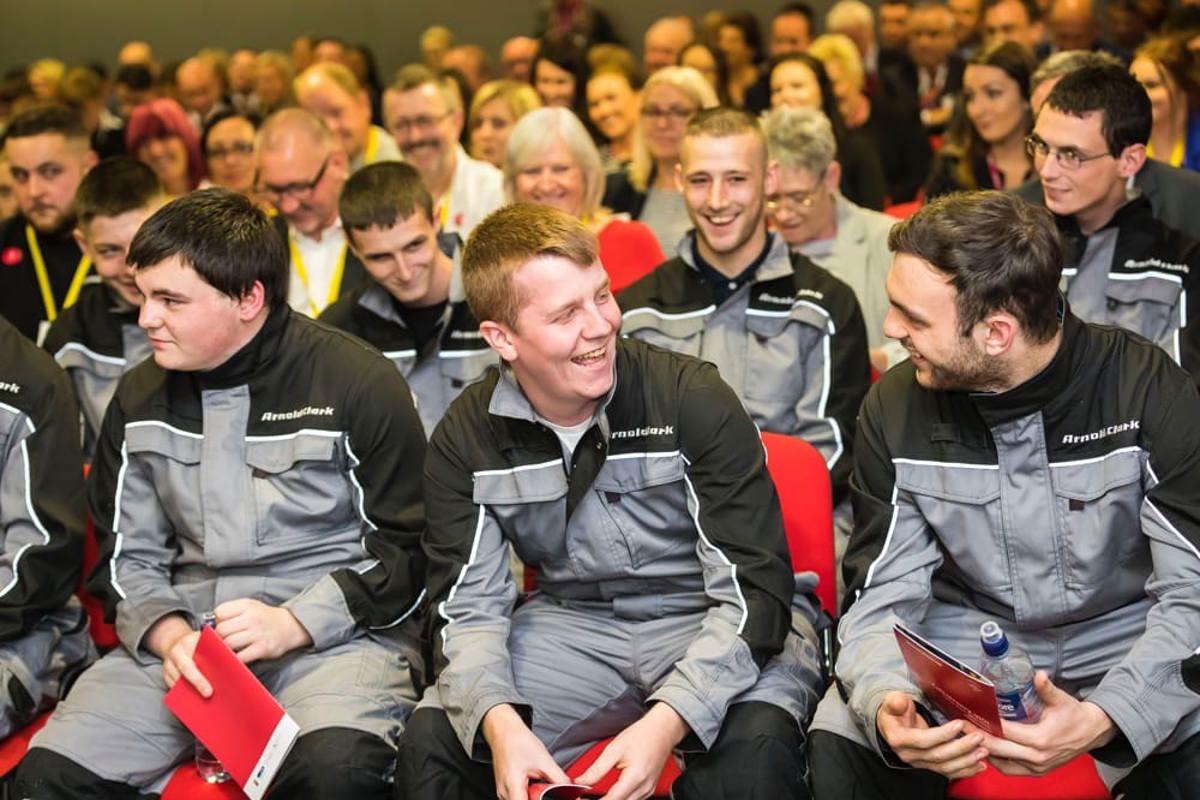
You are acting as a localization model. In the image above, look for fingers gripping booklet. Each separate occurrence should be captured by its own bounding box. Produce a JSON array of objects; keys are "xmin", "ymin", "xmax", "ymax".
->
[
  {"xmin": 893, "ymin": 623, "xmax": 1004, "ymax": 737},
  {"xmin": 164, "ymin": 626, "xmax": 300, "ymax": 800}
]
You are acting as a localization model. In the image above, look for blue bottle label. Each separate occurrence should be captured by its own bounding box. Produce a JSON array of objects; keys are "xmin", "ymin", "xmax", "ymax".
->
[{"xmin": 995, "ymin": 688, "xmax": 1030, "ymax": 721}]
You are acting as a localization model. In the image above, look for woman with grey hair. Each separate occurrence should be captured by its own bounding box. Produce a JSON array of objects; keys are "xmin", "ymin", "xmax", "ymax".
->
[
  {"xmin": 762, "ymin": 105, "xmax": 904, "ymax": 375},
  {"xmin": 504, "ymin": 106, "xmax": 664, "ymax": 291}
]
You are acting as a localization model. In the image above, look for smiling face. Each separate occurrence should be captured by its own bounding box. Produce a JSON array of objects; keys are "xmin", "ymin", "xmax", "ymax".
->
[
  {"xmin": 137, "ymin": 135, "xmax": 189, "ymax": 194},
  {"xmin": 767, "ymin": 164, "xmax": 838, "ymax": 246},
  {"xmin": 384, "ymin": 82, "xmax": 461, "ymax": 181},
  {"xmin": 204, "ymin": 116, "xmax": 257, "ymax": 195},
  {"xmin": 679, "ymin": 131, "xmax": 775, "ymax": 275},
  {"xmin": 484, "ymin": 255, "xmax": 620, "ymax": 426},
  {"xmin": 963, "ymin": 63, "xmax": 1029, "ymax": 145},
  {"xmin": 470, "ymin": 97, "xmax": 516, "ymax": 167},
  {"xmin": 296, "ymin": 77, "xmax": 371, "ymax": 162},
  {"xmin": 587, "ymin": 72, "xmax": 639, "ymax": 145},
  {"xmin": 771, "ymin": 60, "xmax": 822, "ymax": 110},
  {"xmin": 641, "ymin": 83, "xmax": 698, "ymax": 163},
  {"xmin": 535, "ymin": 60, "xmax": 577, "ymax": 108},
  {"xmin": 513, "ymin": 138, "xmax": 587, "ymax": 218},
  {"xmin": 77, "ymin": 207, "xmax": 157, "ymax": 308},
  {"xmin": 349, "ymin": 210, "xmax": 451, "ymax": 307}
]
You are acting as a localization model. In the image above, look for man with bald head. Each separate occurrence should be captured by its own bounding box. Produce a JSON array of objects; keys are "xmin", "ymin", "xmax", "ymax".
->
[
  {"xmin": 443, "ymin": 45, "xmax": 491, "ymax": 92},
  {"xmin": 1047, "ymin": 0, "xmax": 1129, "ymax": 61},
  {"xmin": 644, "ymin": 16, "xmax": 694, "ymax": 75},
  {"xmin": 500, "ymin": 36, "xmax": 537, "ymax": 82},
  {"xmin": 383, "ymin": 65, "xmax": 503, "ymax": 241},
  {"xmin": 257, "ymin": 108, "xmax": 368, "ymax": 315},
  {"xmin": 294, "ymin": 61, "xmax": 400, "ymax": 171},
  {"xmin": 117, "ymin": 40, "xmax": 157, "ymax": 76},
  {"xmin": 175, "ymin": 55, "xmax": 229, "ymax": 132}
]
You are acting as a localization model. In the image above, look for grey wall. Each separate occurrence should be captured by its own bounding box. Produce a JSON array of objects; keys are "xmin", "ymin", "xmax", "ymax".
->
[{"xmin": 2, "ymin": 0, "xmax": 840, "ymax": 78}]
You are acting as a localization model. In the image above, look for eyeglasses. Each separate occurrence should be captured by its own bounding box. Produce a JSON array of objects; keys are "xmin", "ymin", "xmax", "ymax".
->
[
  {"xmin": 389, "ymin": 110, "xmax": 453, "ymax": 134},
  {"xmin": 257, "ymin": 154, "xmax": 330, "ymax": 203},
  {"xmin": 641, "ymin": 105, "xmax": 696, "ymax": 122},
  {"xmin": 1024, "ymin": 134, "xmax": 1114, "ymax": 171},
  {"xmin": 766, "ymin": 177, "xmax": 826, "ymax": 212},
  {"xmin": 207, "ymin": 141, "xmax": 254, "ymax": 160}
]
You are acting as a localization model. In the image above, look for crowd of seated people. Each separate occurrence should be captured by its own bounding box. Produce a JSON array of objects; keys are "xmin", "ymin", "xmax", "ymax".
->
[{"xmin": 2, "ymin": 3, "xmax": 1200, "ymax": 797}]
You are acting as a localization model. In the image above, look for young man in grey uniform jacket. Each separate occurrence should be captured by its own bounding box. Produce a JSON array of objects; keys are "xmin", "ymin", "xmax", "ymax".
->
[
  {"xmin": 0, "ymin": 316, "xmax": 95, "ymax": 739},
  {"xmin": 15, "ymin": 189, "xmax": 428, "ymax": 799},
  {"xmin": 808, "ymin": 191, "xmax": 1200, "ymax": 799},
  {"xmin": 397, "ymin": 204, "xmax": 824, "ymax": 800},
  {"xmin": 319, "ymin": 161, "xmax": 494, "ymax": 438}
]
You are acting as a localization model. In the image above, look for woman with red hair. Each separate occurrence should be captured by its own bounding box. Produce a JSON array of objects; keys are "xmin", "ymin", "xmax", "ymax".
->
[{"xmin": 125, "ymin": 98, "xmax": 204, "ymax": 195}]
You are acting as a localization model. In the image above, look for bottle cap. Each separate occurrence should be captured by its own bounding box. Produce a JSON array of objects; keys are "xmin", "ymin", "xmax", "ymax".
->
[{"xmin": 980, "ymin": 620, "xmax": 1009, "ymax": 656}]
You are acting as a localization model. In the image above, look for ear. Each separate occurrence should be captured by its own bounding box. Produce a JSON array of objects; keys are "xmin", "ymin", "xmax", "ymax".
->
[
  {"xmin": 1116, "ymin": 142, "xmax": 1146, "ymax": 180},
  {"xmin": 72, "ymin": 227, "xmax": 90, "ymax": 258},
  {"xmin": 330, "ymin": 147, "xmax": 351, "ymax": 179},
  {"xmin": 237, "ymin": 280, "xmax": 267, "ymax": 322},
  {"xmin": 479, "ymin": 319, "xmax": 519, "ymax": 363},
  {"xmin": 764, "ymin": 159, "xmax": 780, "ymax": 196},
  {"xmin": 674, "ymin": 161, "xmax": 685, "ymax": 192},
  {"xmin": 824, "ymin": 160, "xmax": 842, "ymax": 191},
  {"xmin": 980, "ymin": 311, "xmax": 1017, "ymax": 356},
  {"xmin": 83, "ymin": 149, "xmax": 100, "ymax": 172}
]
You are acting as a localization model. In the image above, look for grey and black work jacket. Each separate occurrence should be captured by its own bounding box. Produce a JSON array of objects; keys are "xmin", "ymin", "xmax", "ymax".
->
[
  {"xmin": 1058, "ymin": 196, "xmax": 1200, "ymax": 387},
  {"xmin": 423, "ymin": 338, "xmax": 796, "ymax": 755},
  {"xmin": 43, "ymin": 283, "xmax": 152, "ymax": 453},
  {"xmin": 0, "ymin": 316, "xmax": 86, "ymax": 640},
  {"xmin": 618, "ymin": 232, "xmax": 870, "ymax": 505},
  {"xmin": 837, "ymin": 310, "xmax": 1200, "ymax": 766},
  {"xmin": 318, "ymin": 263, "xmax": 494, "ymax": 438},
  {"xmin": 86, "ymin": 307, "xmax": 428, "ymax": 661}
]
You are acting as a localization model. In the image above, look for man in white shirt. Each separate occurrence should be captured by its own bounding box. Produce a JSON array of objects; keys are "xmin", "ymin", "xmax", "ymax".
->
[
  {"xmin": 256, "ymin": 108, "xmax": 367, "ymax": 316},
  {"xmin": 383, "ymin": 65, "xmax": 504, "ymax": 241},
  {"xmin": 294, "ymin": 62, "xmax": 401, "ymax": 173}
]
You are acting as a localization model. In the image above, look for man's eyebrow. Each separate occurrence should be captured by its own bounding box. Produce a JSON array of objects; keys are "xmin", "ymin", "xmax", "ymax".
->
[
  {"xmin": 891, "ymin": 297, "xmax": 929, "ymax": 325},
  {"xmin": 149, "ymin": 288, "xmax": 188, "ymax": 300}
]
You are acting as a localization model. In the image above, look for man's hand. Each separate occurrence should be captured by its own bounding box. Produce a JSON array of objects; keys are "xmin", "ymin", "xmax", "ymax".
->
[
  {"xmin": 483, "ymin": 704, "xmax": 570, "ymax": 800},
  {"xmin": 876, "ymin": 691, "xmax": 987, "ymax": 779},
  {"xmin": 214, "ymin": 598, "xmax": 313, "ymax": 664},
  {"xmin": 144, "ymin": 614, "xmax": 210, "ymax": 697},
  {"xmin": 968, "ymin": 671, "xmax": 1116, "ymax": 776},
  {"xmin": 575, "ymin": 703, "xmax": 688, "ymax": 800}
]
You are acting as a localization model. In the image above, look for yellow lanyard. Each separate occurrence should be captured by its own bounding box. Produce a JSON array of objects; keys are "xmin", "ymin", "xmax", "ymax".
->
[
  {"xmin": 289, "ymin": 234, "xmax": 347, "ymax": 317},
  {"xmin": 436, "ymin": 198, "xmax": 450, "ymax": 231},
  {"xmin": 364, "ymin": 127, "xmax": 380, "ymax": 165},
  {"xmin": 1147, "ymin": 136, "xmax": 1185, "ymax": 167},
  {"xmin": 26, "ymin": 224, "xmax": 91, "ymax": 322}
]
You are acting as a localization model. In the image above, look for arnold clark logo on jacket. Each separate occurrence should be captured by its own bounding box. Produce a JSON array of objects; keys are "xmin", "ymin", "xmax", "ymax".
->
[
  {"xmin": 260, "ymin": 405, "xmax": 335, "ymax": 422},
  {"xmin": 610, "ymin": 425, "xmax": 675, "ymax": 440},
  {"xmin": 0, "ymin": 380, "xmax": 19, "ymax": 395},
  {"xmin": 1061, "ymin": 418, "xmax": 1140, "ymax": 445}
]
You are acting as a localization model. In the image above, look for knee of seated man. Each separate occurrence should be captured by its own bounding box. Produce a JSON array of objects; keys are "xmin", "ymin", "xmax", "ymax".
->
[
  {"xmin": 12, "ymin": 747, "xmax": 141, "ymax": 800},
  {"xmin": 687, "ymin": 702, "xmax": 806, "ymax": 775},
  {"xmin": 271, "ymin": 727, "xmax": 396, "ymax": 798}
]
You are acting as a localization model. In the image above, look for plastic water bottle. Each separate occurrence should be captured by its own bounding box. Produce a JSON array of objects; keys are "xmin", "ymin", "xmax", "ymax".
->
[
  {"xmin": 979, "ymin": 620, "xmax": 1043, "ymax": 723},
  {"xmin": 194, "ymin": 612, "xmax": 231, "ymax": 784}
]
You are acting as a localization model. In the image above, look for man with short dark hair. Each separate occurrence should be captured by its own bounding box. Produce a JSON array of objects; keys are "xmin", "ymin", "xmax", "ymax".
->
[
  {"xmin": 879, "ymin": 0, "xmax": 913, "ymax": 51},
  {"xmin": 982, "ymin": 0, "xmax": 1048, "ymax": 56},
  {"xmin": 0, "ymin": 105, "xmax": 98, "ymax": 342},
  {"xmin": 383, "ymin": 64, "xmax": 503, "ymax": 240},
  {"xmin": 15, "ymin": 188, "xmax": 428, "ymax": 799},
  {"xmin": 808, "ymin": 189, "xmax": 1200, "ymax": 799},
  {"xmin": 904, "ymin": 1, "xmax": 965, "ymax": 131},
  {"xmin": 770, "ymin": 3, "xmax": 817, "ymax": 56},
  {"xmin": 620, "ymin": 108, "xmax": 871, "ymax": 528},
  {"xmin": 43, "ymin": 157, "xmax": 165, "ymax": 451},
  {"xmin": 1028, "ymin": 64, "xmax": 1200, "ymax": 383},
  {"xmin": 397, "ymin": 202, "xmax": 822, "ymax": 800},
  {"xmin": 320, "ymin": 161, "xmax": 494, "ymax": 436}
]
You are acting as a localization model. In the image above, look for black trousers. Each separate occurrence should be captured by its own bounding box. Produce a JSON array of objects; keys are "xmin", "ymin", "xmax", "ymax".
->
[
  {"xmin": 11, "ymin": 726, "xmax": 396, "ymax": 800},
  {"xmin": 808, "ymin": 728, "xmax": 1200, "ymax": 800},
  {"xmin": 396, "ymin": 701, "xmax": 811, "ymax": 800}
]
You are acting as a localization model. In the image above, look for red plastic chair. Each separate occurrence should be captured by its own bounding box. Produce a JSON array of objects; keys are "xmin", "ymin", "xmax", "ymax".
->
[{"xmin": 948, "ymin": 755, "xmax": 1110, "ymax": 799}]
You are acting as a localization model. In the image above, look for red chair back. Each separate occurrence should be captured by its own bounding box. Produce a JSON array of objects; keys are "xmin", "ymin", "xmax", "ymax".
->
[
  {"xmin": 948, "ymin": 755, "xmax": 1110, "ymax": 799},
  {"xmin": 760, "ymin": 432, "xmax": 837, "ymax": 614}
]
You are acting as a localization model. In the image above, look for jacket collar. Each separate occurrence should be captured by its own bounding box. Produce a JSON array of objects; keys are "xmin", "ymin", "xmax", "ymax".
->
[{"xmin": 193, "ymin": 304, "xmax": 290, "ymax": 391}]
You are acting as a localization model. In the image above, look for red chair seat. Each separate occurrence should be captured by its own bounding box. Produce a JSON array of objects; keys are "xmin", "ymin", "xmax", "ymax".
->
[
  {"xmin": 0, "ymin": 710, "xmax": 52, "ymax": 776},
  {"xmin": 948, "ymin": 754, "xmax": 1110, "ymax": 799},
  {"xmin": 558, "ymin": 736, "xmax": 683, "ymax": 797}
]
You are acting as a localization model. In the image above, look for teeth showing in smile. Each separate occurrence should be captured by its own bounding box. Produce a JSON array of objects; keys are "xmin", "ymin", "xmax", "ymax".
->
[
  {"xmin": 707, "ymin": 215, "xmax": 735, "ymax": 225},
  {"xmin": 573, "ymin": 346, "xmax": 606, "ymax": 364}
]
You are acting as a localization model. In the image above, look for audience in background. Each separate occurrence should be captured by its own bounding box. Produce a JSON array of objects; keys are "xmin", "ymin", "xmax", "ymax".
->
[
  {"xmin": 174, "ymin": 55, "xmax": 228, "ymax": 131},
  {"xmin": 295, "ymin": 61, "xmax": 400, "ymax": 172},
  {"xmin": 879, "ymin": 0, "xmax": 913, "ymax": 52},
  {"xmin": 770, "ymin": 2, "xmax": 817, "ymax": 56},
  {"xmin": 643, "ymin": 16, "xmax": 695, "ymax": 76},
  {"xmin": 950, "ymin": 0, "xmax": 986, "ymax": 56},
  {"xmin": 1130, "ymin": 35, "xmax": 1200, "ymax": 171},
  {"xmin": 254, "ymin": 50, "xmax": 295, "ymax": 115},
  {"xmin": 983, "ymin": 0, "xmax": 1048, "ymax": 56},
  {"xmin": 500, "ymin": 35, "xmax": 538, "ymax": 82},
  {"xmin": 717, "ymin": 10, "xmax": 767, "ymax": 110},
  {"xmin": 585, "ymin": 62, "xmax": 641, "ymax": 171},
  {"xmin": 125, "ymin": 97, "xmax": 204, "ymax": 196},
  {"xmin": 531, "ymin": 37, "xmax": 590, "ymax": 115},
  {"xmin": 467, "ymin": 79, "xmax": 541, "ymax": 168},
  {"xmin": 200, "ymin": 109, "xmax": 261, "ymax": 202}
]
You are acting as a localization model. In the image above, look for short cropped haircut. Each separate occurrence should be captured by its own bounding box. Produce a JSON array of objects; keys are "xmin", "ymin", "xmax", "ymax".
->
[
  {"xmin": 1030, "ymin": 49, "xmax": 1120, "ymax": 92},
  {"xmin": 340, "ymin": 161, "xmax": 433, "ymax": 236},
  {"xmin": 1043, "ymin": 65, "xmax": 1151, "ymax": 153},
  {"xmin": 774, "ymin": 2, "xmax": 816, "ymax": 25},
  {"xmin": 390, "ymin": 63, "xmax": 462, "ymax": 113},
  {"xmin": 762, "ymin": 106, "xmax": 837, "ymax": 173},
  {"xmin": 504, "ymin": 107, "xmax": 605, "ymax": 218},
  {"xmin": 127, "ymin": 188, "xmax": 288, "ymax": 310},
  {"xmin": 889, "ymin": 191, "xmax": 1062, "ymax": 344},
  {"xmin": 684, "ymin": 107, "xmax": 765, "ymax": 160},
  {"xmin": 462, "ymin": 203, "xmax": 598, "ymax": 329},
  {"xmin": 3, "ymin": 104, "xmax": 88, "ymax": 142},
  {"xmin": 75, "ymin": 157, "xmax": 163, "ymax": 227}
]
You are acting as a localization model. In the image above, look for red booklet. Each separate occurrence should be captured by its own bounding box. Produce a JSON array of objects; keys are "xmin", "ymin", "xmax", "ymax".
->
[
  {"xmin": 528, "ymin": 783, "xmax": 592, "ymax": 799},
  {"xmin": 163, "ymin": 626, "xmax": 300, "ymax": 800},
  {"xmin": 893, "ymin": 623, "xmax": 1004, "ymax": 736}
]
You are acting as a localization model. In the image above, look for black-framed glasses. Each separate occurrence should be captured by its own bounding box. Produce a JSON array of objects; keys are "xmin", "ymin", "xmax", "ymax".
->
[
  {"xmin": 388, "ymin": 110, "xmax": 453, "ymax": 134},
  {"xmin": 766, "ymin": 173, "xmax": 827, "ymax": 212},
  {"xmin": 257, "ymin": 154, "xmax": 331, "ymax": 203},
  {"xmin": 641, "ymin": 105, "xmax": 696, "ymax": 122},
  {"xmin": 1024, "ymin": 134, "xmax": 1114, "ymax": 171},
  {"xmin": 207, "ymin": 141, "xmax": 255, "ymax": 160}
]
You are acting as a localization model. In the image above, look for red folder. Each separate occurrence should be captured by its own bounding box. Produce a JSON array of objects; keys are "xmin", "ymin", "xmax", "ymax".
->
[
  {"xmin": 893, "ymin": 623, "xmax": 1004, "ymax": 737},
  {"xmin": 164, "ymin": 626, "xmax": 300, "ymax": 800},
  {"xmin": 528, "ymin": 783, "xmax": 592, "ymax": 800}
]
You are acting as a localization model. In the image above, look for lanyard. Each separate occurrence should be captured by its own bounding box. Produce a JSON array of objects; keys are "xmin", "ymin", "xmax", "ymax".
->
[
  {"xmin": 364, "ymin": 127, "xmax": 380, "ymax": 165},
  {"xmin": 289, "ymin": 234, "xmax": 347, "ymax": 316},
  {"xmin": 1147, "ymin": 136, "xmax": 1186, "ymax": 168},
  {"xmin": 26, "ymin": 224, "xmax": 91, "ymax": 322},
  {"xmin": 435, "ymin": 197, "xmax": 450, "ymax": 231}
]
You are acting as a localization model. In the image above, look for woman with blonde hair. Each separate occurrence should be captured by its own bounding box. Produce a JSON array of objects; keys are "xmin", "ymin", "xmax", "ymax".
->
[
  {"xmin": 468, "ymin": 79, "xmax": 541, "ymax": 168},
  {"xmin": 603, "ymin": 66, "xmax": 718, "ymax": 257},
  {"xmin": 254, "ymin": 50, "xmax": 295, "ymax": 115},
  {"xmin": 505, "ymin": 107, "xmax": 663, "ymax": 292},
  {"xmin": 1130, "ymin": 35, "xmax": 1200, "ymax": 172}
]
